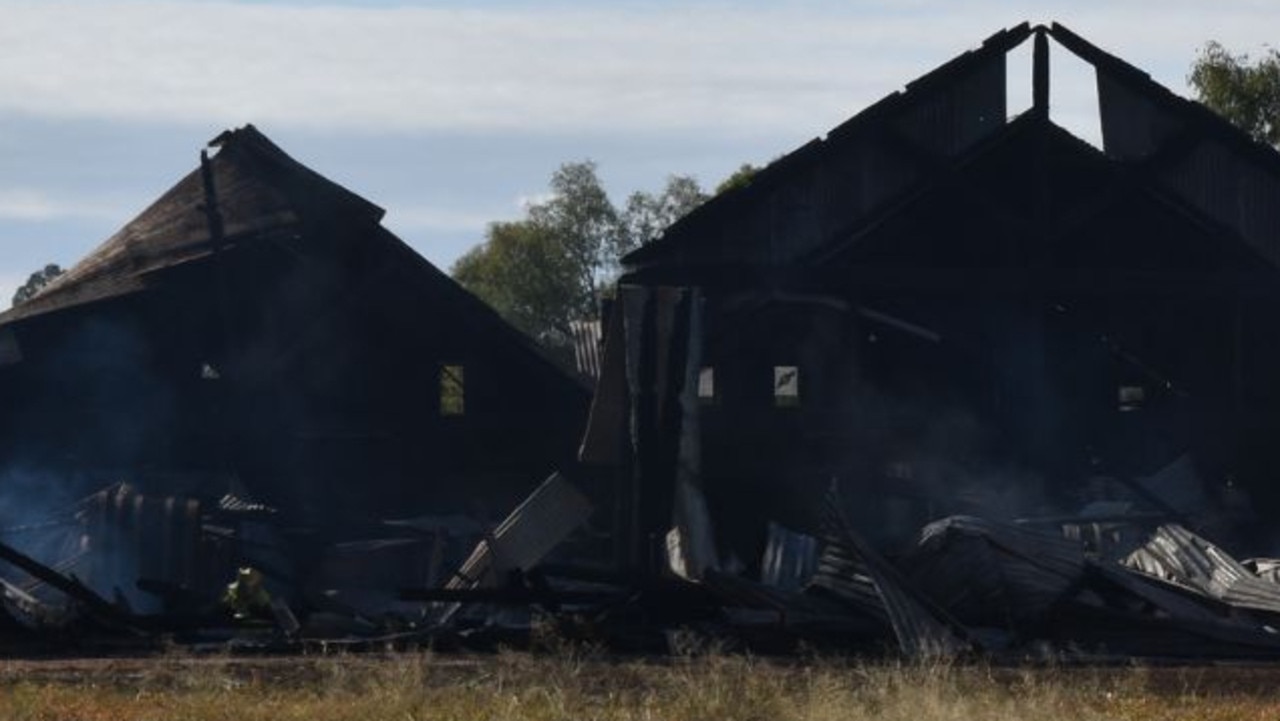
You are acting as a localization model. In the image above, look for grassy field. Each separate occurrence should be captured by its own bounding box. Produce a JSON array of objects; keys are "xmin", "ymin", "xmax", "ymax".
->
[{"xmin": 1, "ymin": 649, "xmax": 1279, "ymax": 720}]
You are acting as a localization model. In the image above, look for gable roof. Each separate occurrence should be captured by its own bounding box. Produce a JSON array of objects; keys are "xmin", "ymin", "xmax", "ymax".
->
[
  {"xmin": 0, "ymin": 125, "xmax": 384, "ymax": 325},
  {"xmin": 622, "ymin": 23, "xmax": 1280, "ymax": 279},
  {"xmin": 0, "ymin": 125, "xmax": 592, "ymax": 389}
]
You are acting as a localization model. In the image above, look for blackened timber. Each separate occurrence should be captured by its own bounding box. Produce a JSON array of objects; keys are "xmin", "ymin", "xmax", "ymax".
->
[
  {"xmin": 1032, "ymin": 27, "xmax": 1049, "ymax": 115},
  {"xmin": 623, "ymin": 264, "xmax": 1280, "ymax": 297},
  {"xmin": 199, "ymin": 150, "xmax": 227, "ymax": 251},
  {"xmin": 1026, "ymin": 57, "xmax": 1052, "ymax": 467},
  {"xmin": 801, "ymin": 112, "xmax": 1063, "ymax": 269},
  {"xmin": 626, "ymin": 24, "xmax": 1031, "ymax": 269},
  {"xmin": 0, "ymin": 537, "xmax": 139, "ymax": 631},
  {"xmin": 811, "ymin": 267, "xmax": 1280, "ymax": 296},
  {"xmin": 1233, "ymin": 293, "xmax": 1245, "ymax": 413},
  {"xmin": 200, "ymin": 147, "xmax": 240, "ymax": 481},
  {"xmin": 633, "ymin": 289, "xmax": 694, "ymax": 579},
  {"xmin": 400, "ymin": 587, "xmax": 624, "ymax": 605},
  {"xmin": 623, "ymin": 288, "xmax": 655, "ymax": 575},
  {"xmin": 1051, "ymin": 21, "xmax": 1280, "ymax": 176}
]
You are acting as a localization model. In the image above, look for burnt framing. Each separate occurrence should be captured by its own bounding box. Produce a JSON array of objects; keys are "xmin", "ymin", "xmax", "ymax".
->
[
  {"xmin": 591, "ymin": 23, "xmax": 1280, "ymax": 582},
  {"xmin": 0, "ymin": 126, "xmax": 593, "ymax": 590}
]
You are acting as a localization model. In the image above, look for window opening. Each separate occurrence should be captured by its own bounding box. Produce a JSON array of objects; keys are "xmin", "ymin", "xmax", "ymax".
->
[
  {"xmin": 774, "ymin": 365, "xmax": 800, "ymax": 407},
  {"xmin": 697, "ymin": 366, "xmax": 716, "ymax": 404},
  {"xmin": 1118, "ymin": 385, "xmax": 1144, "ymax": 412},
  {"xmin": 441, "ymin": 364, "xmax": 465, "ymax": 416}
]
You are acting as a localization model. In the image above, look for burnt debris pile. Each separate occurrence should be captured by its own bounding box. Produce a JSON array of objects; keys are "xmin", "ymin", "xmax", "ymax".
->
[
  {"xmin": 7, "ymin": 23, "xmax": 1280, "ymax": 660},
  {"xmin": 4, "ymin": 468, "xmax": 1280, "ymax": 661}
]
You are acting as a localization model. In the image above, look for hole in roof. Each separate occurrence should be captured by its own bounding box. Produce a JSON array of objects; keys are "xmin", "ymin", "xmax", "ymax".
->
[
  {"xmin": 1006, "ymin": 39, "xmax": 1034, "ymax": 121},
  {"xmin": 1049, "ymin": 39, "xmax": 1103, "ymax": 149}
]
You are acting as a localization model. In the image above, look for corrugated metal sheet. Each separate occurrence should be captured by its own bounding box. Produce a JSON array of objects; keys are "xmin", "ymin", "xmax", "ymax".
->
[
  {"xmin": 761, "ymin": 522, "xmax": 819, "ymax": 591},
  {"xmin": 813, "ymin": 486, "xmax": 969, "ymax": 658},
  {"xmin": 578, "ymin": 299, "xmax": 627, "ymax": 464},
  {"xmin": 81, "ymin": 483, "xmax": 203, "ymax": 597},
  {"xmin": 447, "ymin": 472, "xmax": 593, "ymax": 590},
  {"xmin": 903, "ymin": 515, "xmax": 1085, "ymax": 628},
  {"xmin": 1124, "ymin": 524, "xmax": 1280, "ymax": 615},
  {"xmin": 568, "ymin": 319, "xmax": 602, "ymax": 380}
]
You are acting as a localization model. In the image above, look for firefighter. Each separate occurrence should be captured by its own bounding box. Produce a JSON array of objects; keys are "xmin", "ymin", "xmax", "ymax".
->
[{"xmin": 222, "ymin": 566, "xmax": 271, "ymax": 620}]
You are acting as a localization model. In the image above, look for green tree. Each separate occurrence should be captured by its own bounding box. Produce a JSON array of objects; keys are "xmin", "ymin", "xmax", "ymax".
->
[
  {"xmin": 714, "ymin": 163, "xmax": 760, "ymax": 195},
  {"xmin": 1189, "ymin": 41, "xmax": 1280, "ymax": 146},
  {"xmin": 452, "ymin": 161, "xmax": 708, "ymax": 353},
  {"xmin": 452, "ymin": 220, "xmax": 582, "ymax": 350},
  {"xmin": 526, "ymin": 161, "xmax": 620, "ymax": 306},
  {"xmin": 11, "ymin": 263, "xmax": 64, "ymax": 307},
  {"xmin": 613, "ymin": 174, "xmax": 708, "ymax": 261}
]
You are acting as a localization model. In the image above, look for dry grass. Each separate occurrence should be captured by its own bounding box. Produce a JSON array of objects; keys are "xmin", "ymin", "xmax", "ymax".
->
[{"xmin": 0, "ymin": 648, "xmax": 1278, "ymax": 721}]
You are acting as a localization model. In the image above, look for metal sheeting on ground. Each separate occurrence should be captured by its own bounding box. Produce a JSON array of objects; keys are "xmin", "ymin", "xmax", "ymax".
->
[
  {"xmin": 904, "ymin": 515, "xmax": 1085, "ymax": 628},
  {"xmin": 1124, "ymin": 524, "xmax": 1280, "ymax": 616},
  {"xmin": 813, "ymin": 486, "xmax": 969, "ymax": 659},
  {"xmin": 447, "ymin": 472, "xmax": 594, "ymax": 591},
  {"xmin": 760, "ymin": 522, "xmax": 819, "ymax": 591}
]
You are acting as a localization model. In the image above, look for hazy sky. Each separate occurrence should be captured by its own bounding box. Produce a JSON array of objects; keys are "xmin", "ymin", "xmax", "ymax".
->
[{"xmin": 1, "ymin": 0, "xmax": 1278, "ymax": 303}]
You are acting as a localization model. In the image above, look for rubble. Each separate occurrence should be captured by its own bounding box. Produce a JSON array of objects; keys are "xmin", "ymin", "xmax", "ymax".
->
[{"xmin": 2, "ymin": 460, "xmax": 1279, "ymax": 664}]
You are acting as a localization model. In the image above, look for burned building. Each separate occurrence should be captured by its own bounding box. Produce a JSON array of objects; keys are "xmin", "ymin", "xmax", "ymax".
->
[
  {"xmin": 0, "ymin": 126, "xmax": 591, "ymax": 608},
  {"xmin": 585, "ymin": 23, "xmax": 1280, "ymax": 581},
  {"xmin": 10, "ymin": 25, "xmax": 1280, "ymax": 658}
]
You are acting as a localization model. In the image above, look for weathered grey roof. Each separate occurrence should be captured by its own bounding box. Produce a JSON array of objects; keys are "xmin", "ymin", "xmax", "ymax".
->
[
  {"xmin": 0, "ymin": 125, "xmax": 384, "ymax": 325},
  {"xmin": 0, "ymin": 125, "xmax": 591, "ymax": 391}
]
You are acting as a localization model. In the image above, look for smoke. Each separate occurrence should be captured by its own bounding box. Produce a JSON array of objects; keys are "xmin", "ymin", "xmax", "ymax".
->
[
  {"xmin": 0, "ymin": 473, "xmax": 181, "ymax": 614},
  {"xmin": 0, "ymin": 466, "xmax": 92, "ymax": 607},
  {"xmin": 836, "ymin": 381, "xmax": 1054, "ymax": 524},
  {"xmin": 0, "ymin": 311, "xmax": 183, "ymax": 612}
]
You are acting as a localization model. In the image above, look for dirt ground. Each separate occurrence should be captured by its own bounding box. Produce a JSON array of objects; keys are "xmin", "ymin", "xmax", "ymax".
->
[
  {"xmin": 3, "ymin": 651, "xmax": 1280, "ymax": 693},
  {"xmin": 0, "ymin": 652, "xmax": 482, "ymax": 688}
]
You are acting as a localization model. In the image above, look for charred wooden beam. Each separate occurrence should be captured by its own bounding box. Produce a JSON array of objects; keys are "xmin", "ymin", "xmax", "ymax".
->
[
  {"xmin": 0, "ymin": 537, "xmax": 140, "ymax": 631},
  {"xmin": 1032, "ymin": 27, "xmax": 1050, "ymax": 116},
  {"xmin": 815, "ymin": 266, "xmax": 1280, "ymax": 296},
  {"xmin": 400, "ymin": 586, "xmax": 624, "ymax": 605}
]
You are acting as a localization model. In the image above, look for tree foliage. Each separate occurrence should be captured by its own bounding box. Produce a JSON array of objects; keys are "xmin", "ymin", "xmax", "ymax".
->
[
  {"xmin": 11, "ymin": 263, "xmax": 64, "ymax": 307},
  {"xmin": 1189, "ymin": 41, "xmax": 1280, "ymax": 146},
  {"xmin": 714, "ymin": 163, "xmax": 760, "ymax": 195},
  {"xmin": 452, "ymin": 220, "xmax": 582, "ymax": 348},
  {"xmin": 613, "ymin": 175, "xmax": 708, "ymax": 262},
  {"xmin": 451, "ymin": 161, "xmax": 707, "ymax": 353},
  {"xmin": 526, "ymin": 161, "xmax": 620, "ymax": 308}
]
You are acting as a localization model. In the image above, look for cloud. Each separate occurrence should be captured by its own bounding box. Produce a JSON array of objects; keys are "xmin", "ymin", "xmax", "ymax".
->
[
  {"xmin": 0, "ymin": 1, "xmax": 1275, "ymax": 139},
  {"xmin": 2, "ymin": 0, "xmax": 1279, "ymax": 287},
  {"xmin": 382, "ymin": 204, "xmax": 501, "ymax": 234},
  {"xmin": 0, "ymin": 190, "xmax": 62, "ymax": 222},
  {"xmin": 0, "ymin": 188, "xmax": 126, "ymax": 222}
]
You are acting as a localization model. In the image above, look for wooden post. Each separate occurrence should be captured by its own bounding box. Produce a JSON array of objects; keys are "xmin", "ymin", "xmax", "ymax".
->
[
  {"xmin": 199, "ymin": 148, "xmax": 240, "ymax": 488},
  {"xmin": 1033, "ymin": 28, "xmax": 1050, "ymax": 117}
]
